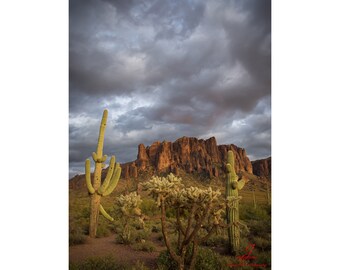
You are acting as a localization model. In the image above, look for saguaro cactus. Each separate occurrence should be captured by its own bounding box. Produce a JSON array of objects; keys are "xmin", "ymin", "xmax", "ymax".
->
[
  {"xmin": 225, "ymin": 150, "xmax": 246, "ymax": 255},
  {"xmin": 85, "ymin": 109, "xmax": 121, "ymax": 238}
]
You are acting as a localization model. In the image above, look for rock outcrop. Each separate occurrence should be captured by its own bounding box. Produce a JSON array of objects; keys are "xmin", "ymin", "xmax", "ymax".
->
[
  {"xmin": 251, "ymin": 157, "xmax": 271, "ymax": 179},
  {"xmin": 121, "ymin": 136, "xmax": 253, "ymax": 179}
]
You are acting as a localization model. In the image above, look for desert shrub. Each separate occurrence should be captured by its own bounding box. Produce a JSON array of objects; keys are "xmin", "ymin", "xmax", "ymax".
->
[
  {"xmin": 239, "ymin": 204, "xmax": 270, "ymax": 221},
  {"xmin": 140, "ymin": 198, "xmax": 159, "ymax": 216},
  {"xmin": 69, "ymin": 231, "xmax": 87, "ymax": 246},
  {"xmin": 194, "ymin": 247, "xmax": 222, "ymax": 270},
  {"xmin": 151, "ymin": 224, "xmax": 161, "ymax": 233},
  {"xmin": 80, "ymin": 206, "xmax": 90, "ymax": 218},
  {"xmin": 130, "ymin": 260, "xmax": 150, "ymax": 270},
  {"xmin": 254, "ymin": 251, "xmax": 271, "ymax": 269},
  {"xmin": 157, "ymin": 250, "xmax": 178, "ymax": 270},
  {"xmin": 253, "ymin": 236, "xmax": 271, "ymax": 251},
  {"xmin": 201, "ymin": 233, "xmax": 227, "ymax": 247},
  {"xmin": 157, "ymin": 246, "xmax": 222, "ymax": 270},
  {"xmin": 115, "ymin": 226, "xmax": 151, "ymax": 244},
  {"xmin": 69, "ymin": 255, "xmax": 123, "ymax": 270},
  {"xmin": 247, "ymin": 220, "xmax": 271, "ymax": 238},
  {"xmin": 131, "ymin": 240, "xmax": 156, "ymax": 252},
  {"xmin": 96, "ymin": 223, "xmax": 111, "ymax": 238}
]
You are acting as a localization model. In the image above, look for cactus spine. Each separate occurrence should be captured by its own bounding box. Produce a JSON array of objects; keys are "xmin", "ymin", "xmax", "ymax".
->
[
  {"xmin": 225, "ymin": 150, "xmax": 246, "ymax": 255},
  {"xmin": 86, "ymin": 109, "xmax": 121, "ymax": 238}
]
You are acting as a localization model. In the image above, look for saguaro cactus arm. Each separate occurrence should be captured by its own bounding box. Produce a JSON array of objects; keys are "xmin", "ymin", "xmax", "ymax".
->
[
  {"xmin": 226, "ymin": 152, "xmax": 246, "ymax": 190},
  {"xmin": 85, "ymin": 159, "xmax": 95, "ymax": 194},
  {"xmin": 99, "ymin": 204, "xmax": 114, "ymax": 221},
  {"xmin": 98, "ymin": 156, "xmax": 116, "ymax": 195},
  {"xmin": 103, "ymin": 164, "xmax": 121, "ymax": 196},
  {"xmin": 237, "ymin": 178, "xmax": 246, "ymax": 190}
]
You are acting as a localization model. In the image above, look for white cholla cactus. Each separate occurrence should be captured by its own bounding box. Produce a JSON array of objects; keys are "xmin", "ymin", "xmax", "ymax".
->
[
  {"xmin": 142, "ymin": 173, "xmax": 183, "ymax": 205},
  {"xmin": 116, "ymin": 192, "xmax": 142, "ymax": 217}
]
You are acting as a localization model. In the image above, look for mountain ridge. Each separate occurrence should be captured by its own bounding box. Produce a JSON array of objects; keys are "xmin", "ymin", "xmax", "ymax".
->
[{"xmin": 69, "ymin": 136, "xmax": 271, "ymax": 190}]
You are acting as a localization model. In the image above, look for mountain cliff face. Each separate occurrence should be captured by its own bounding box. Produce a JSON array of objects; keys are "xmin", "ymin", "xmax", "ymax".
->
[
  {"xmin": 121, "ymin": 136, "xmax": 253, "ymax": 179},
  {"xmin": 251, "ymin": 157, "xmax": 271, "ymax": 179}
]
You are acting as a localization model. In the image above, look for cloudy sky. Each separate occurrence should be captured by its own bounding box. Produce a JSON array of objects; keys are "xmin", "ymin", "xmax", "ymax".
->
[{"xmin": 69, "ymin": 0, "xmax": 271, "ymax": 178}]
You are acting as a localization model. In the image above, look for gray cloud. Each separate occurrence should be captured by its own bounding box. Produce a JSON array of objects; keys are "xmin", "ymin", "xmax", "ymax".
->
[{"xmin": 69, "ymin": 0, "xmax": 271, "ymax": 178}]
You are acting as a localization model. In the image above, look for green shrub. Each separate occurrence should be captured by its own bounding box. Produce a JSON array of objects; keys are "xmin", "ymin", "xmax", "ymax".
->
[
  {"xmin": 130, "ymin": 260, "xmax": 150, "ymax": 270},
  {"xmin": 201, "ymin": 233, "xmax": 227, "ymax": 247},
  {"xmin": 140, "ymin": 198, "xmax": 159, "ymax": 216},
  {"xmin": 157, "ymin": 246, "xmax": 222, "ymax": 270},
  {"xmin": 96, "ymin": 224, "xmax": 111, "ymax": 238},
  {"xmin": 69, "ymin": 255, "xmax": 124, "ymax": 270},
  {"xmin": 115, "ymin": 226, "xmax": 151, "ymax": 244},
  {"xmin": 253, "ymin": 236, "xmax": 271, "ymax": 251},
  {"xmin": 80, "ymin": 206, "xmax": 90, "ymax": 218},
  {"xmin": 247, "ymin": 220, "xmax": 271, "ymax": 238},
  {"xmin": 157, "ymin": 250, "xmax": 178, "ymax": 270},
  {"xmin": 194, "ymin": 247, "xmax": 222, "ymax": 270},
  {"xmin": 239, "ymin": 204, "xmax": 270, "ymax": 221},
  {"xmin": 69, "ymin": 231, "xmax": 87, "ymax": 246},
  {"xmin": 131, "ymin": 240, "xmax": 156, "ymax": 252},
  {"xmin": 255, "ymin": 251, "xmax": 271, "ymax": 268},
  {"xmin": 151, "ymin": 224, "xmax": 161, "ymax": 233}
]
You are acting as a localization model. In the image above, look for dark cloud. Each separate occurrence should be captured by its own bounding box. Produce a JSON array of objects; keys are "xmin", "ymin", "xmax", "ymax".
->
[{"xmin": 69, "ymin": 0, "xmax": 271, "ymax": 178}]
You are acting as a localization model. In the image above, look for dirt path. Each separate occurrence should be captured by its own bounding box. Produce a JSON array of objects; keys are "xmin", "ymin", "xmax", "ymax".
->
[{"xmin": 69, "ymin": 233, "xmax": 166, "ymax": 269}]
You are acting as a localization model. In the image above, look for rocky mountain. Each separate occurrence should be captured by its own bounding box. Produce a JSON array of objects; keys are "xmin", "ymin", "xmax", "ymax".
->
[
  {"xmin": 121, "ymin": 136, "xmax": 253, "ymax": 179},
  {"xmin": 251, "ymin": 157, "xmax": 271, "ymax": 180},
  {"xmin": 69, "ymin": 136, "xmax": 271, "ymax": 190}
]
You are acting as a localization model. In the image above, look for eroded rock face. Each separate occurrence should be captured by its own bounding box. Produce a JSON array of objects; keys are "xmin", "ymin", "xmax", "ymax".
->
[
  {"xmin": 252, "ymin": 157, "xmax": 271, "ymax": 179},
  {"xmin": 121, "ymin": 136, "xmax": 253, "ymax": 179},
  {"xmin": 136, "ymin": 144, "xmax": 149, "ymax": 170}
]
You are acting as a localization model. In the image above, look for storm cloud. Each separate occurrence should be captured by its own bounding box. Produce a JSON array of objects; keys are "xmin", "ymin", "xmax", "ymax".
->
[{"xmin": 69, "ymin": 0, "xmax": 271, "ymax": 178}]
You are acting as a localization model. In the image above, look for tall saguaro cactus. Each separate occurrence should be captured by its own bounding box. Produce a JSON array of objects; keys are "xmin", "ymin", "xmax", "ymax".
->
[
  {"xmin": 225, "ymin": 150, "xmax": 246, "ymax": 255},
  {"xmin": 85, "ymin": 109, "xmax": 121, "ymax": 238}
]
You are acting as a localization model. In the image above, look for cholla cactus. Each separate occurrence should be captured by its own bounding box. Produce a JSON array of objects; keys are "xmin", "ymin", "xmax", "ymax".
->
[
  {"xmin": 85, "ymin": 109, "xmax": 121, "ymax": 238},
  {"xmin": 117, "ymin": 192, "xmax": 143, "ymax": 218},
  {"xmin": 143, "ymin": 174, "xmax": 225, "ymax": 270},
  {"xmin": 115, "ymin": 192, "xmax": 144, "ymax": 243},
  {"xmin": 143, "ymin": 173, "xmax": 183, "ymax": 206}
]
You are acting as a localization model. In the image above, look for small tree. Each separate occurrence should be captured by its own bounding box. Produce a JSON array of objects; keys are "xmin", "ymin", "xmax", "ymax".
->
[{"xmin": 143, "ymin": 174, "xmax": 225, "ymax": 270}]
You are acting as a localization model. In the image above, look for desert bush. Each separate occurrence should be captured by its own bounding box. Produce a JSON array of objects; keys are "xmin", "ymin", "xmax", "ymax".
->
[
  {"xmin": 96, "ymin": 223, "xmax": 111, "ymax": 238},
  {"xmin": 253, "ymin": 236, "xmax": 271, "ymax": 252},
  {"xmin": 69, "ymin": 231, "xmax": 87, "ymax": 246},
  {"xmin": 131, "ymin": 240, "xmax": 156, "ymax": 252},
  {"xmin": 130, "ymin": 260, "xmax": 150, "ymax": 270},
  {"xmin": 140, "ymin": 198, "xmax": 159, "ymax": 216},
  {"xmin": 157, "ymin": 250, "xmax": 178, "ymax": 270},
  {"xmin": 194, "ymin": 247, "xmax": 222, "ymax": 270},
  {"xmin": 201, "ymin": 233, "xmax": 227, "ymax": 247},
  {"xmin": 151, "ymin": 223, "xmax": 161, "ymax": 233},
  {"xmin": 157, "ymin": 246, "xmax": 222, "ymax": 270},
  {"xmin": 239, "ymin": 203, "xmax": 270, "ymax": 222},
  {"xmin": 254, "ymin": 251, "xmax": 271, "ymax": 269},
  {"xmin": 115, "ymin": 226, "xmax": 151, "ymax": 245},
  {"xmin": 247, "ymin": 220, "xmax": 271, "ymax": 239},
  {"xmin": 69, "ymin": 255, "xmax": 123, "ymax": 270}
]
